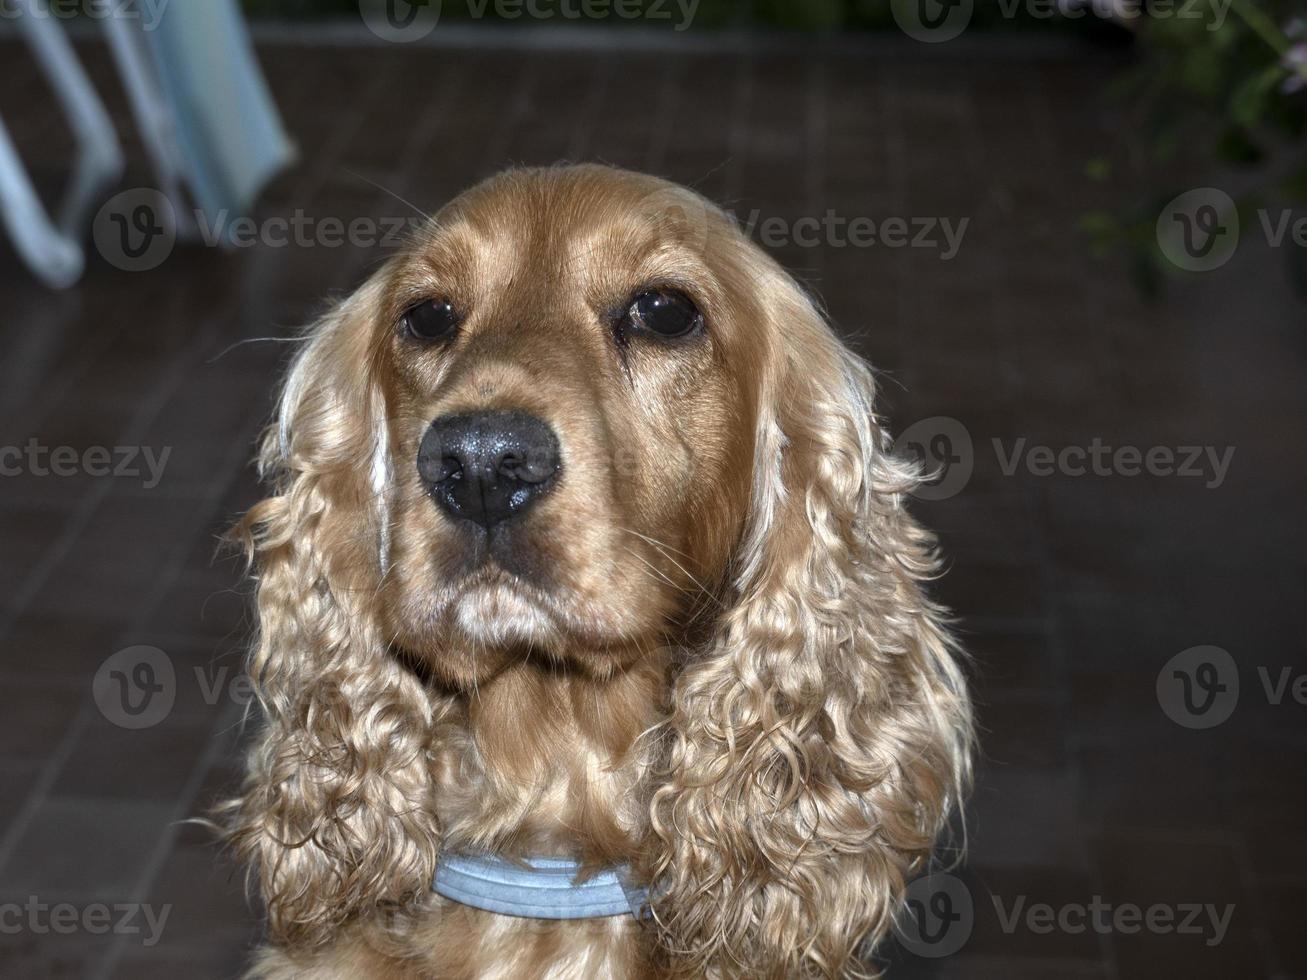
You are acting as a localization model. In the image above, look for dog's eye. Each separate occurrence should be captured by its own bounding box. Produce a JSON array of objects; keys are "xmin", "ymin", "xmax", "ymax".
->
[
  {"xmin": 402, "ymin": 299, "xmax": 460, "ymax": 341},
  {"xmin": 622, "ymin": 289, "xmax": 703, "ymax": 340}
]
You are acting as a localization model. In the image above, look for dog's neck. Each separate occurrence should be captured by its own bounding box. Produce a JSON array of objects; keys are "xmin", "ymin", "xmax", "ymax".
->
[{"xmin": 433, "ymin": 649, "xmax": 668, "ymax": 867}]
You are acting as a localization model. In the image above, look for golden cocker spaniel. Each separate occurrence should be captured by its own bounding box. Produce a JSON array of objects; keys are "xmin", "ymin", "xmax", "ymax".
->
[{"xmin": 224, "ymin": 164, "xmax": 972, "ymax": 979}]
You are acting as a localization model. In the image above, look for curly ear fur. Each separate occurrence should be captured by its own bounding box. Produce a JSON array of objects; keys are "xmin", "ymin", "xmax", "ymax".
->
[
  {"xmin": 648, "ymin": 252, "xmax": 973, "ymax": 978},
  {"xmin": 221, "ymin": 273, "xmax": 443, "ymax": 949}
]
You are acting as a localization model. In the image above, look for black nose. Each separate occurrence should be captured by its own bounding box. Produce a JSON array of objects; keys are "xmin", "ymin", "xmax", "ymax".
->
[{"xmin": 418, "ymin": 411, "xmax": 560, "ymax": 530}]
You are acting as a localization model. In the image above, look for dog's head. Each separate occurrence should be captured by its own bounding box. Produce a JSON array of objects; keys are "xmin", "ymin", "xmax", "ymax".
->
[
  {"xmin": 370, "ymin": 167, "xmax": 762, "ymax": 684},
  {"xmin": 232, "ymin": 165, "xmax": 971, "ymax": 976}
]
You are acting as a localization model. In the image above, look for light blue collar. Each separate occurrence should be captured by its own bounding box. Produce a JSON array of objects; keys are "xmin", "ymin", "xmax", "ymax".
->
[{"xmin": 433, "ymin": 853, "xmax": 650, "ymax": 920}]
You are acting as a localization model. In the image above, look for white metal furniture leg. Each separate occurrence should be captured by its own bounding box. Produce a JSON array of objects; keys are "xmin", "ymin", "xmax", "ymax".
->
[
  {"xmin": 0, "ymin": 0, "xmax": 124, "ymax": 288},
  {"xmin": 18, "ymin": 0, "xmax": 125, "ymax": 235},
  {"xmin": 0, "ymin": 117, "xmax": 84, "ymax": 289},
  {"xmin": 95, "ymin": 0, "xmax": 194, "ymax": 238}
]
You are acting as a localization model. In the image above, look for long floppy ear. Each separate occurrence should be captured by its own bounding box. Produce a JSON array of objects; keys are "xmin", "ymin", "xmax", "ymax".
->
[
  {"xmin": 649, "ymin": 258, "xmax": 973, "ymax": 978},
  {"xmin": 221, "ymin": 272, "xmax": 441, "ymax": 948}
]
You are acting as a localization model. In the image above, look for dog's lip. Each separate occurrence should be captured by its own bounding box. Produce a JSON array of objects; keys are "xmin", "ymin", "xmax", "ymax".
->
[{"xmin": 453, "ymin": 561, "xmax": 551, "ymax": 604}]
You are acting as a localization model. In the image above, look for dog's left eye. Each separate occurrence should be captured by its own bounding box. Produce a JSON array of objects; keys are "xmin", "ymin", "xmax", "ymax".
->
[
  {"xmin": 402, "ymin": 299, "xmax": 460, "ymax": 341},
  {"xmin": 621, "ymin": 289, "xmax": 703, "ymax": 340}
]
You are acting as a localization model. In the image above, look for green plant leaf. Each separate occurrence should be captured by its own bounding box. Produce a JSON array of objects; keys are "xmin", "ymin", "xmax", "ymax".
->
[
  {"xmin": 1229, "ymin": 64, "xmax": 1289, "ymax": 127},
  {"xmin": 1180, "ymin": 43, "xmax": 1228, "ymax": 100},
  {"xmin": 1085, "ymin": 156, "xmax": 1113, "ymax": 181},
  {"xmin": 1215, "ymin": 125, "xmax": 1265, "ymax": 163}
]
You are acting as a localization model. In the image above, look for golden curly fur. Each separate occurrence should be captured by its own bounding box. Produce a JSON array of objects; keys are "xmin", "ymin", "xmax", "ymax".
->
[{"xmin": 222, "ymin": 164, "xmax": 972, "ymax": 979}]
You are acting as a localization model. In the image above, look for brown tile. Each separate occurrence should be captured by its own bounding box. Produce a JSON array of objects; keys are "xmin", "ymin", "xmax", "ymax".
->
[
  {"xmin": 110, "ymin": 943, "xmax": 252, "ymax": 980},
  {"xmin": 49, "ymin": 715, "xmax": 214, "ymax": 802},
  {"xmin": 1092, "ymin": 834, "xmax": 1263, "ymax": 980},
  {"xmin": 0, "ymin": 797, "xmax": 174, "ymax": 902},
  {"xmin": 0, "ymin": 681, "xmax": 83, "ymax": 766}
]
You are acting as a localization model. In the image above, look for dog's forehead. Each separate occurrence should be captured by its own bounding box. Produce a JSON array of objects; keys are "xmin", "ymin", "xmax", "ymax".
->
[{"xmin": 415, "ymin": 168, "xmax": 715, "ymax": 287}]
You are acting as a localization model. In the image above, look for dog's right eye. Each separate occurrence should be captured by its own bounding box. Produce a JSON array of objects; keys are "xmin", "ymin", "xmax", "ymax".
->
[{"xmin": 402, "ymin": 299, "xmax": 460, "ymax": 342}]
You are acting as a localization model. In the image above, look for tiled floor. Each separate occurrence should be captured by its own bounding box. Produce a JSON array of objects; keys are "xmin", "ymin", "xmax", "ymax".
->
[{"xmin": 1, "ymin": 27, "xmax": 1305, "ymax": 980}]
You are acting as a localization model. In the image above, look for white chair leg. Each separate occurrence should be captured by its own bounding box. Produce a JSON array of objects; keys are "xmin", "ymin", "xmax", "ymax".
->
[
  {"xmin": 17, "ymin": 0, "xmax": 124, "ymax": 233},
  {"xmin": 0, "ymin": 117, "xmax": 84, "ymax": 289},
  {"xmin": 95, "ymin": 0, "xmax": 194, "ymax": 238},
  {"xmin": 0, "ymin": 0, "xmax": 125, "ymax": 288}
]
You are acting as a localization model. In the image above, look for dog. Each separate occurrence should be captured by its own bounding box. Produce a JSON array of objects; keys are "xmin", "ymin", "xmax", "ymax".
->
[{"xmin": 223, "ymin": 164, "xmax": 972, "ymax": 979}]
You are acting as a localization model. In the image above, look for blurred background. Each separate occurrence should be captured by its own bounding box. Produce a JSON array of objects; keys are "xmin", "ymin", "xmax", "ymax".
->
[{"xmin": 0, "ymin": 0, "xmax": 1304, "ymax": 977}]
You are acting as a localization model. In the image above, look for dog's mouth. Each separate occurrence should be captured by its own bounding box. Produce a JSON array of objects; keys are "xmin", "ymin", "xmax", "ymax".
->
[
  {"xmin": 441, "ymin": 517, "xmax": 556, "ymax": 589},
  {"xmin": 390, "ymin": 513, "xmax": 669, "ymax": 670},
  {"xmin": 452, "ymin": 560, "xmax": 543, "ymax": 600}
]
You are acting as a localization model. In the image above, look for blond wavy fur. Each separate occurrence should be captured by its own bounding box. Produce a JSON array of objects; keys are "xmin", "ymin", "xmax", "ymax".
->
[
  {"xmin": 223, "ymin": 278, "xmax": 445, "ymax": 948},
  {"xmin": 647, "ymin": 245, "xmax": 971, "ymax": 978},
  {"xmin": 221, "ymin": 164, "xmax": 972, "ymax": 979}
]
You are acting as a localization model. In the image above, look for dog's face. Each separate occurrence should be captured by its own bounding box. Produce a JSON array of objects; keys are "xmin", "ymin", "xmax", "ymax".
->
[{"xmin": 374, "ymin": 168, "xmax": 760, "ymax": 684}]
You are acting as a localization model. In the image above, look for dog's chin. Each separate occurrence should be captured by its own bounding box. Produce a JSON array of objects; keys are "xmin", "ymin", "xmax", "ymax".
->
[
  {"xmin": 390, "ymin": 567, "xmax": 652, "ymax": 688},
  {"xmin": 449, "ymin": 579, "xmax": 561, "ymax": 650}
]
